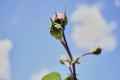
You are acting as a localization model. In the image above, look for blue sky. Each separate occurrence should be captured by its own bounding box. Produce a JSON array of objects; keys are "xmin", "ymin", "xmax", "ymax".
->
[{"xmin": 0, "ymin": 0, "xmax": 120, "ymax": 80}]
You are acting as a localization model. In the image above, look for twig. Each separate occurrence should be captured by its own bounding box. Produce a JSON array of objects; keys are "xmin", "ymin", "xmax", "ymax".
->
[
  {"xmin": 73, "ymin": 63, "xmax": 77, "ymax": 80},
  {"xmin": 61, "ymin": 32, "xmax": 77, "ymax": 80},
  {"xmin": 62, "ymin": 32, "xmax": 73, "ymax": 61},
  {"xmin": 76, "ymin": 52, "xmax": 92, "ymax": 59},
  {"xmin": 60, "ymin": 41, "xmax": 73, "ymax": 74}
]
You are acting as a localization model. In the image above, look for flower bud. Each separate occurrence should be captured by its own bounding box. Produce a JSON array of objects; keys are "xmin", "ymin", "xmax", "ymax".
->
[
  {"xmin": 91, "ymin": 47, "xmax": 102, "ymax": 55},
  {"xmin": 59, "ymin": 55, "xmax": 70, "ymax": 64},
  {"xmin": 51, "ymin": 10, "xmax": 67, "ymax": 30}
]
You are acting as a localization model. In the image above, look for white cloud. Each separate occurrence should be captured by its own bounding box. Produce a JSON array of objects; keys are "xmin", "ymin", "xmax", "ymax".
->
[
  {"xmin": 0, "ymin": 39, "xmax": 12, "ymax": 80},
  {"xmin": 71, "ymin": 4, "xmax": 117, "ymax": 52},
  {"xmin": 31, "ymin": 70, "xmax": 49, "ymax": 80},
  {"xmin": 115, "ymin": 0, "xmax": 120, "ymax": 7}
]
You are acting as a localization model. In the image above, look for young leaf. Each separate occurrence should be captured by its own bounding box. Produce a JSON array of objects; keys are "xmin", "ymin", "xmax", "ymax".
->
[
  {"xmin": 42, "ymin": 72, "xmax": 61, "ymax": 80},
  {"xmin": 64, "ymin": 75, "xmax": 74, "ymax": 80},
  {"xmin": 49, "ymin": 19, "xmax": 63, "ymax": 41}
]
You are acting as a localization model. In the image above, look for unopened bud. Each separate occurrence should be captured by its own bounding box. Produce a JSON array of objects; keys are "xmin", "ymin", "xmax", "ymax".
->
[
  {"xmin": 51, "ymin": 10, "xmax": 67, "ymax": 30},
  {"xmin": 59, "ymin": 55, "xmax": 70, "ymax": 64},
  {"xmin": 91, "ymin": 47, "xmax": 102, "ymax": 55}
]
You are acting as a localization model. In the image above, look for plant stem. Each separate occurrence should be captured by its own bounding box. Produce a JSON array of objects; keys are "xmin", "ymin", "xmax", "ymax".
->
[
  {"xmin": 76, "ymin": 52, "xmax": 92, "ymax": 59},
  {"xmin": 73, "ymin": 63, "xmax": 77, "ymax": 80},
  {"xmin": 60, "ymin": 40, "xmax": 68, "ymax": 55},
  {"xmin": 69, "ymin": 66, "xmax": 73, "ymax": 74},
  {"xmin": 60, "ymin": 40, "xmax": 73, "ymax": 74},
  {"xmin": 61, "ymin": 32, "xmax": 77, "ymax": 80},
  {"xmin": 62, "ymin": 32, "xmax": 73, "ymax": 61}
]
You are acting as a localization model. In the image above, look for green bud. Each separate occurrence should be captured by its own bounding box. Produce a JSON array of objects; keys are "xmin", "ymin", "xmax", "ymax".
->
[
  {"xmin": 59, "ymin": 55, "xmax": 70, "ymax": 64},
  {"xmin": 49, "ymin": 19, "xmax": 63, "ymax": 41},
  {"xmin": 92, "ymin": 47, "xmax": 102, "ymax": 55}
]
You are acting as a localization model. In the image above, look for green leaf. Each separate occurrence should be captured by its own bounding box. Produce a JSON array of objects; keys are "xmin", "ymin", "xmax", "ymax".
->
[
  {"xmin": 49, "ymin": 19, "xmax": 63, "ymax": 41},
  {"xmin": 64, "ymin": 75, "xmax": 74, "ymax": 80},
  {"xmin": 42, "ymin": 72, "xmax": 61, "ymax": 80}
]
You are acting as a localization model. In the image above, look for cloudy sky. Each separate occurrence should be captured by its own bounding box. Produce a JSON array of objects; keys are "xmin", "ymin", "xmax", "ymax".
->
[{"xmin": 0, "ymin": 0, "xmax": 120, "ymax": 80}]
